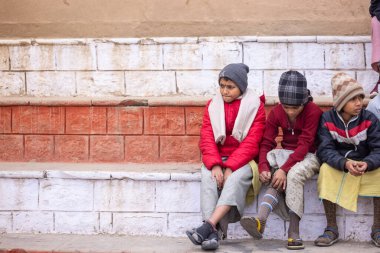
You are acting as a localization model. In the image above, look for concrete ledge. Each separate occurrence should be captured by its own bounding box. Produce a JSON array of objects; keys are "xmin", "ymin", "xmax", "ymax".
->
[
  {"xmin": 0, "ymin": 162, "xmax": 200, "ymax": 180},
  {"xmin": 0, "ymin": 36, "xmax": 371, "ymax": 45},
  {"xmin": 0, "ymin": 96, "xmax": 343, "ymax": 107},
  {"xmin": 0, "ymin": 96, "xmax": 372, "ymax": 107}
]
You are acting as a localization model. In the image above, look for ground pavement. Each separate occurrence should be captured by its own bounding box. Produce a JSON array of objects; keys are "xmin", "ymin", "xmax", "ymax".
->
[{"xmin": 0, "ymin": 234, "xmax": 379, "ymax": 253}]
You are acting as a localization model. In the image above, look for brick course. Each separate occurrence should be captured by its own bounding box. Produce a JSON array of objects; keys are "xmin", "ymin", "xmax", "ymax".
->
[
  {"xmin": 0, "ymin": 107, "xmax": 11, "ymax": 133},
  {"xmin": 24, "ymin": 135, "xmax": 54, "ymax": 162},
  {"xmin": 55, "ymin": 135, "xmax": 89, "ymax": 162},
  {"xmin": 107, "ymin": 107, "xmax": 143, "ymax": 135},
  {"xmin": 0, "ymin": 104, "xmax": 335, "ymax": 163},
  {"xmin": 12, "ymin": 106, "xmax": 65, "ymax": 134},
  {"xmin": 66, "ymin": 107, "xmax": 107, "ymax": 134}
]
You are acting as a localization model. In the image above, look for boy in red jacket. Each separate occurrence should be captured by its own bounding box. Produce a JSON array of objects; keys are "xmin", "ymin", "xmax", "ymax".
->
[
  {"xmin": 186, "ymin": 63, "xmax": 266, "ymax": 250},
  {"xmin": 240, "ymin": 71, "xmax": 323, "ymax": 250}
]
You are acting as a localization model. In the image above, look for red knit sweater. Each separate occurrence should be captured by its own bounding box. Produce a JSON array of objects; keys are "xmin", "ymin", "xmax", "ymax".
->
[
  {"xmin": 200, "ymin": 99, "xmax": 266, "ymax": 171},
  {"xmin": 258, "ymin": 102, "xmax": 323, "ymax": 173}
]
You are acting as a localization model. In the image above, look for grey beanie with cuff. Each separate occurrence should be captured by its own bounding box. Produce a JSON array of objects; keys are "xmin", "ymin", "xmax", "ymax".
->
[{"xmin": 219, "ymin": 63, "xmax": 249, "ymax": 93}]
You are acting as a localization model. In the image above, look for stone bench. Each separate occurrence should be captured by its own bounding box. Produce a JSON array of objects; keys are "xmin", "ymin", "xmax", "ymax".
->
[{"xmin": 0, "ymin": 162, "xmax": 374, "ymax": 242}]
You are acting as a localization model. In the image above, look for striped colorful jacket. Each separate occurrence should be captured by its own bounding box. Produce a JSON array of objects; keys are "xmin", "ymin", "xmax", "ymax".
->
[{"xmin": 317, "ymin": 109, "xmax": 380, "ymax": 171}]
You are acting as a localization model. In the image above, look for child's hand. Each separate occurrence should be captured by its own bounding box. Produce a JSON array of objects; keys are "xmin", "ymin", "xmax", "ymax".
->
[
  {"xmin": 211, "ymin": 165, "xmax": 224, "ymax": 189},
  {"xmin": 271, "ymin": 169, "xmax": 287, "ymax": 191},
  {"xmin": 223, "ymin": 168, "xmax": 233, "ymax": 187},
  {"xmin": 356, "ymin": 161, "xmax": 368, "ymax": 173},
  {"xmin": 345, "ymin": 160, "xmax": 364, "ymax": 176},
  {"xmin": 259, "ymin": 171, "xmax": 271, "ymax": 184}
]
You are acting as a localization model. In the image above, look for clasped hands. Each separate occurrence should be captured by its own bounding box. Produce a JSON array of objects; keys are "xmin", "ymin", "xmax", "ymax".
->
[{"xmin": 345, "ymin": 160, "xmax": 367, "ymax": 176}]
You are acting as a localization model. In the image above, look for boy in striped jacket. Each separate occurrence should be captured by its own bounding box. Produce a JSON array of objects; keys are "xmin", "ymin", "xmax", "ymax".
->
[{"xmin": 314, "ymin": 73, "xmax": 380, "ymax": 248}]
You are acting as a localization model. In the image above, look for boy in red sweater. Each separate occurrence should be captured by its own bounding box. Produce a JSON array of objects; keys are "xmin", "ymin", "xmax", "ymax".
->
[
  {"xmin": 186, "ymin": 63, "xmax": 266, "ymax": 250},
  {"xmin": 240, "ymin": 71, "xmax": 323, "ymax": 250}
]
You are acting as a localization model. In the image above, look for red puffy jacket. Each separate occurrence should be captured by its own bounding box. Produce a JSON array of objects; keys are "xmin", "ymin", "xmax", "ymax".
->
[{"xmin": 199, "ymin": 98, "xmax": 266, "ymax": 171}]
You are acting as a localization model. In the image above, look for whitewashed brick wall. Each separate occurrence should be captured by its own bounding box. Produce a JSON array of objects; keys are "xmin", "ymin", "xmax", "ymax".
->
[
  {"xmin": 0, "ymin": 165, "xmax": 375, "ymax": 241},
  {"xmin": 0, "ymin": 36, "xmax": 377, "ymax": 99}
]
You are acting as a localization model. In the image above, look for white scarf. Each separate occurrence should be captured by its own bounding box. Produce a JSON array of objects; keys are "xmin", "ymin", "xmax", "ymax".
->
[{"xmin": 208, "ymin": 88, "xmax": 260, "ymax": 144}]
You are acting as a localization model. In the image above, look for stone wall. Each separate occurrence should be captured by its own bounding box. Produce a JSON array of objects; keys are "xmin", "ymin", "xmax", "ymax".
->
[
  {"xmin": 0, "ymin": 36, "xmax": 377, "ymax": 98},
  {"xmin": 0, "ymin": 36, "xmax": 377, "ymax": 163}
]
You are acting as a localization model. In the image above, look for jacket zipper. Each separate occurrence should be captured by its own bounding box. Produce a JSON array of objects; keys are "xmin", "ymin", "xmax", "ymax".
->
[
  {"xmin": 336, "ymin": 111, "xmax": 359, "ymax": 156},
  {"xmin": 287, "ymin": 118, "xmax": 295, "ymax": 135}
]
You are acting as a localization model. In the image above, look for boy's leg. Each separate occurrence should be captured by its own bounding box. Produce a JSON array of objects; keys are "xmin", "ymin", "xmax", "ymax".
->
[
  {"xmin": 208, "ymin": 205, "xmax": 231, "ymax": 227},
  {"xmin": 288, "ymin": 210, "xmax": 300, "ymax": 239},
  {"xmin": 240, "ymin": 186, "xmax": 282, "ymax": 238},
  {"xmin": 372, "ymin": 197, "xmax": 380, "ymax": 247},
  {"xmin": 285, "ymin": 153, "xmax": 319, "ymax": 243},
  {"xmin": 186, "ymin": 166, "xmax": 218, "ymax": 245},
  {"xmin": 314, "ymin": 199, "xmax": 339, "ymax": 246},
  {"xmin": 200, "ymin": 166, "xmax": 219, "ymax": 220},
  {"xmin": 257, "ymin": 186, "xmax": 282, "ymax": 231},
  {"xmin": 323, "ymin": 199, "xmax": 338, "ymax": 228},
  {"xmin": 287, "ymin": 210, "xmax": 305, "ymax": 250}
]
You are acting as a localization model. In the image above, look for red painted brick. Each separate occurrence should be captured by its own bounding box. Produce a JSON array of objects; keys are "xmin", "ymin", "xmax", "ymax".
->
[
  {"xmin": 24, "ymin": 135, "xmax": 54, "ymax": 161},
  {"xmin": 0, "ymin": 107, "xmax": 11, "ymax": 133},
  {"xmin": 125, "ymin": 136, "xmax": 159, "ymax": 162},
  {"xmin": 144, "ymin": 107, "xmax": 185, "ymax": 135},
  {"xmin": 160, "ymin": 136, "xmax": 200, "ymax": 162},
  {"xmin": 55, "ymin": 135, "xmax": 89, "ymax": 162},
  {"xmin": 66, "ymin": 107, "xmax": 107, "ymax": 134},
  {"xmin": 107, "ymin": 107, "xmax": 143, "ymax": 134},
  {"xmin": 12, "ymin": 106, "xmax": 65, "ymax": 134},
  {"xmin": 0, "ymin": 135, "xmax": 23, "ymax": 161},
  {"xmin": 185, "ymin": 107, "xmax": 204, "ymax": 135},
  {"xmin": 90, "ymin": 136, "xmax": 124, "ymax": 162},
  {"xmin": 8, "ymin": 249, "xmax": 28, "ymax": 253}
]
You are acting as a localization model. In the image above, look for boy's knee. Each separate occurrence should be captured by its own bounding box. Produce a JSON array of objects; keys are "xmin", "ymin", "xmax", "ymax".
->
[{"xmin": 287, "ymin": 169, "xmax": 300, "ymax": 184}]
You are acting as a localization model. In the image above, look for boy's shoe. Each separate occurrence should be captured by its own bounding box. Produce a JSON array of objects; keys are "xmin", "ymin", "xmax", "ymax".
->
[
  {"xmin": 201, "ymin": 230, "xmax": 219, "ymax": 250},
  {"xmin": 287, "ymin": 238, "xmax": 305, "ymax": 250},
  {"xmin": 240, "ymin": 216, "xmax": 263, "ymax": 239},
  {"xmin": 314, "ymin": 226, "xmax": 339, "ymax": 247},
  {"xmin": 186, "ymin": 221, "xmax": 215, "ymax": 245},
  {"xmin": 371, "ymin": 228, "xmax": 380, "ymax": 247}
]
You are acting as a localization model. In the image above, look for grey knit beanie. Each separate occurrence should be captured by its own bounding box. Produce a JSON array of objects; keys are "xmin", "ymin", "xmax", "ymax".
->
[
  {"xmin": 278, "ymin": 70, "xmax": 309, "ymax": 105},
  {"xmin": 219, "ymin": 63, "xmax": 249, "ymax": 93}
]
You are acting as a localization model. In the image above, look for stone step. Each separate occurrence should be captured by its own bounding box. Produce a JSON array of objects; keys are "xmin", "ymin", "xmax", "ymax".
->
[{"xmin": 0, "ymin": 162, "xmax": 375, "ymax": 241}]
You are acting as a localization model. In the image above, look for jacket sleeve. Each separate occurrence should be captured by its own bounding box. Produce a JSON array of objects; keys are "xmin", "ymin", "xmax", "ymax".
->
[
  {"xmin": 363, "ymin": 115, "xmax": 380, "ymax": 171},
  {"xmin": 199, "ymin": 101, "xmax": 223, "ymax": 170},
  {"xmin": 280, "ymin": 107, "xmax": 323, "ymax": 172},
  {"xmin": 258, "ymin": 109, "xmax": 278, "ymax": 173},
  {"xmin": 317, "ymin": 113, "xmax": 347, "ymax": 171},
  {"xmin": 224, "ymin": 102, "xmax": 266, "ymax": 171}
]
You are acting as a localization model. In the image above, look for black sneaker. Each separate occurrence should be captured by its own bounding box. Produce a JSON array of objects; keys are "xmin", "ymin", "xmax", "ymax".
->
[
  {"xmin": 201, "ymin": 230, "xmax": 219, "ymax": 250},
  {"xmin": 186, "ymin": 221, "xmax": 214, "ymax": 245}
]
